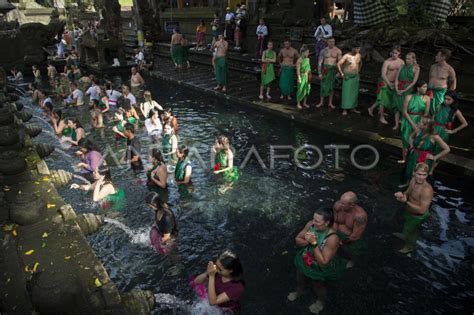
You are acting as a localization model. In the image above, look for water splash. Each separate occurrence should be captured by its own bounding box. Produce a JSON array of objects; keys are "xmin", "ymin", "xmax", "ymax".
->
[
  {"xmin": 73, "ymin": 174, "xmax": 91, "ymax": 185},
  {"xmin": 154, "ymin": 293, "xmax": 222, "ymax": 315},
  {"xmin": 104, "ymin": 217, "xmax": 150, "ymax": 246}
]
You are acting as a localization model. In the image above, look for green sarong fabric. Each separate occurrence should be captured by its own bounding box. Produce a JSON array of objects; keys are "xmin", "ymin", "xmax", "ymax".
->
[
  {"xmin": 102, "ymin": 188, "xmax": 125, "ymax": 212},
  {"xmin": 215, "ymin": 56, "xmax": 228, "ymax": 86},
  {"xmin": 375, "ymin": 78, "xmax": 395, "ymax": 111},
  {"xmin": 171, "ymin": 44, "xmax": 183, "ymax": 65},
  {"xmin": 400, "ymin": 94, "xmax": 427, "ymax": 148},
  {"xmin": 429, "ymin": 86, "xmax": 447, "ymax": 115},
  {"xmin": 294, "ymin": 227, "xmax": 346, "ymax": 281},
  {"xmin": 175, "ymin": 158, "xmax": 191, "ymax": 182},
  {"xmin": 162, "ymin": 133, "xmax": 172, "ymax": 155},
  {"xmin": 402, "ymin": 210, "xmax": 430, "ymax": 245},
  {"xmin": 341, "ymin": 73, "xmax": 359, "ymax": 109},
  {"xmin": 215, "ymin": 150, "xmax": 239, "ymax": 182},
  {"xmin": 394, "ymin": 65, "xmax": 415, "ymax": 112},
  {"xmin": 320, "ymin": 64, "xmax": 337, "ymax": 97},
  {"xmin": 335, "ymin": 231, "xmax": 367, "ymax": 257},
  {"xmin": 405, "ymin": 130, "xmax": 434, "ymax": 179},
  {"xmin": 261, "ymin": 50, "xmax": 276, "ymax": 87},
  {"xmin": 433, "ymin": 104, "xmax": 451, "ymax": 155},
  {"xmin": 279, "ymin": 65, "xmax": 295, "ymax": 96},
  {"xmin": 296, "ymin": 57, "xmax": 311, "ymax": 102}
]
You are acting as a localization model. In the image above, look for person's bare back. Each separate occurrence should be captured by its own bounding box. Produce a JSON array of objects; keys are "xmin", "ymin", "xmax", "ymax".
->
[
  {"xmin": 171, "ymin": 33, "xmax": 182, "ymax": 45},
  {"xmin": 429, "ymin": 63, "xmax": 455, "ymax": 89}
]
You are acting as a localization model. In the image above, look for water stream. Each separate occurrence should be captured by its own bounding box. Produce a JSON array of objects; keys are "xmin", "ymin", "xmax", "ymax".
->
[{"xmin": 23, "ymin": 78, "xmax": 473, "ymax": 314}]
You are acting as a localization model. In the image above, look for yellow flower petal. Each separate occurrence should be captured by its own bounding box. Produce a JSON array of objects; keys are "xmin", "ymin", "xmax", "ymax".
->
[
  {"xmin": 32, "ymin": 262, "xmax": 40, "ymax": 272},
  {"xmin": 47, "ymin": 204, "xmax": 56, "ymax": 209},
  {"xmin": 42, "ymin": 232, "xmax": 48, "ymax": 238},
  {"xmin": 64, "ymin": 256, "xmax": 71, "ymax": 260},
  {"xmin": 24, "ymin": 250, "xmax": 34, "ymax": 255},
  {"xmin": 24, "ymin": 265, "xmax": 30, "ymax": 272},
  {"xmin": 94, "ymin": 278, "xmax": 102, "ymax": 287},
  {"xmin": 12, "ymin": 230, "xmax": 17, "ymax": 237}
]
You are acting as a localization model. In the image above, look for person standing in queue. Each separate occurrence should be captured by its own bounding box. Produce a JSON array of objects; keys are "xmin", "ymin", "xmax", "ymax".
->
[
  {"xmin": 122, "ymin": 123, "xmax": 143, "ymax": 171},
  {"xmin": 193, "ymin": 250, "xmax": 245, "ymax": 313},
  {"xmin": 213, "ymin": 34, "xmax": 229, "ymax": 92}
]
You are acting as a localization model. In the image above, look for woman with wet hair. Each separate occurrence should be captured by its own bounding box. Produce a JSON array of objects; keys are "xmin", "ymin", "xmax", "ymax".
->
[
  {"xmin": 70, "ymin": 166, "xmax": 125, "ymax": 211},
  {"xmin": 289, "ymin": 207, "xmax": 345, "ymax": 314},
  {"xmin": 162, "ymin": 123, "xmax": 178, "ymax": 162},
  {"xmin": 61, "ymin": 118, "xmax": 85, "ymax": 149},
  {"xmin": 147, "ymin": 148, "xmax": 168, "ymax": 189},
  {"xmin": 193, "ymin": 250, "xmax": 245, "ymax": 312},
  {"xmin": 146, "ymin": 192, "xmax": 177, "ymax": 254},
  {"xmin": 51, "ymin": 109, "xmax": 67, "ymax": 136},
  {"xmin": 144, "ymin": 108, "xmax": 163, "ymax": 143},
  {"xmin": 175, "ymin": 145, "xmax": 192, "ymax": 184},
  {"xmin": 212, "ymin": 135, "xmax": 239, "ymax": 182},
  {"xmin": 161, "ymin": 108, "xmax": 179, "ymax": 134}
]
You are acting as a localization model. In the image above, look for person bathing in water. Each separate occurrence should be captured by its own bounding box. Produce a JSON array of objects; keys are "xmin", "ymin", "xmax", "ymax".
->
[
  {"xmin": 212, "ymin": 135, "xmax": 239, "ymax": 182},
  {"xmin": 193, "ymin": 250, "xmax": 245, "ymax": 313},
  {"xmin": 146, "ymin": 192, "xmax": 177, "ymax": 254}
]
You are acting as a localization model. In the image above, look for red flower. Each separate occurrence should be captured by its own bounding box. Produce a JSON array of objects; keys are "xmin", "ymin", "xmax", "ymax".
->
[
  {"xmin": 213, "ymin": 163, "xmax": 221, "ymax": 171},
  {"xmin": 447, "ymin": 122, "xmax": 453, "ymax": 130},
  {"xmin": 426, "ymin": 90, "xmax": 434, "ymax": 100},
  {"xmin": 322, "ymin": 66, "xmax": 328, "ymax": 75},
  {"xmin": 303, "ymin": 251, "xmax": 313, "ymax": 266},
  {"xmin": 102, "ymin": 202, "xmax": 110, "ymax": 209},
  {"xmin": 308, "ymin": 72, "xmax": 313, "ymax": 83}
]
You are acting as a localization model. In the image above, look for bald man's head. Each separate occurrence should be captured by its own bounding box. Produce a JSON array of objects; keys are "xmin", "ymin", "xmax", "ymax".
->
[{"xmin": 340, "ymin": 191, "xmax": 358, "ymax": 210}]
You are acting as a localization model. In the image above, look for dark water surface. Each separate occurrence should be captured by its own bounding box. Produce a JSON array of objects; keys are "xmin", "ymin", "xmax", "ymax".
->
[{"xmin": 26, "ymin": 78, "xmax": 473, "ymax": 314}]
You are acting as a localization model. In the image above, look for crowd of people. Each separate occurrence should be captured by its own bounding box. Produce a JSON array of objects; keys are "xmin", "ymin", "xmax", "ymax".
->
[{"xmin": 7, "ymin": 11, "xmax": 470, "ymax": 315}]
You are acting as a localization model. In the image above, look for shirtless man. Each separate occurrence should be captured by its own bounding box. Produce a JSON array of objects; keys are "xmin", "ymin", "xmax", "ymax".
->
[
  {"xmin": 394, "ymin": 163, "xmax": 433, "ymax": 254},
  {"xmin": 368, "ymin": 46, "xmax": 405, "ymax": 124},
  {"xmin": 278, "ymin": 40, "xmax": 299, "ymax": 100},
  {"xmin": 428, "ymin": 49, "xmax": 456, "ymax": 114},
  {"xmin": 337, "ymin": 43, "xmax": 362, "ymax": 115},
  {"xmin": 130, "ymin": 66, "xmax": 145, "ymax": 98},
  {"xmin": 333, "ymin": 192, "xmax": 367, "ymax": 245},
  {"xmin": 213, "ymin": 34, "xmax": 229, "ymax": 92},
  {"xmin": 316, "ymin": 37, "xmax": 342, "ymax": 109},
  {"xmin": 170, "ymin": 28, "xmax": 183, "ymax": 68},
  {"xmin": 47, "ymin": 61, "xmax": 57, "ymax": 81}
]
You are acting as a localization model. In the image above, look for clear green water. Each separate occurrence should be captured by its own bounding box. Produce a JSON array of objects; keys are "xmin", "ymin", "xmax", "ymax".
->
[{"xmin": 28, "ymin": 78, "xmax": 473, "ymax": 314}]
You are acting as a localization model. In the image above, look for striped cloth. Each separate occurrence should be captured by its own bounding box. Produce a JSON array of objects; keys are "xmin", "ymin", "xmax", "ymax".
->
[
  {"xmin": 354, "ymin": 0, "xmax": 398, "ymax": 26},
  {"xmin": 424, "ymin": 0, "xmax": 450, "ymax": 22}
]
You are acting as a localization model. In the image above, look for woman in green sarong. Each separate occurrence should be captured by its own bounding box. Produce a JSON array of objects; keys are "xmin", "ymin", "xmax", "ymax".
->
[
  {"xmin": 399, "ymin": 81, "xmax": 430, "ymax": 163},
  {"xmin": 175, "ymin": 145, "xmax": 192, "ymax": 185},
  {"xmin": 259, "ymin": 41, "xmax": 276, "ymax": 100},
  {"xmin": 70, "ymin": 166, "xmax": 125, "ymax": 212},
  {"xmin": 431, "ymin": 91, "xmax": 468, "ymax": 175},
  {"xmin": 162, "ymin": 123, "xmax": 178, "ymax": 163},
  {"xmin": 296, "ymin": 45, "xmax": 311, "ymax": 109},
  {"xmin": 288, "ymin": 208, "xmax": 345, "ymax": 314},
  {"xmin": 213, "ymin": 135, "xmax": 239, "ymax": 182},
  {"xmin": 405, "ymin": 119, "xmax": 450, "ymax": 181},
  {"xmin": 393, "ymin": 52, "xmax": 419, "ymax": 130},
  {"xmin": 112, "ymin": 110, "xmax": 128, "ymax": 147}
]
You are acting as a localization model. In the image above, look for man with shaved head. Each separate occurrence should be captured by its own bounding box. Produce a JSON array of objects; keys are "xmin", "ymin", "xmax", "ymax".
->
[{"xmin": 333, "ymin": 191, "xmax": 367, "ymax": 266}]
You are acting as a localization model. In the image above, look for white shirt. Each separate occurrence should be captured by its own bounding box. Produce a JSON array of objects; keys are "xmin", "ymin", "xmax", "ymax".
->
[
  {"xmin": 256, "ymin": 25, "xmax": 268, "ymax": 37},
  {"xmin": 125, "ymin": 92, "xmax": 136, "ymax": 105},
  {"xmin": 86, "ymin": 85, "xmax": 100, "ymax": 101},
  {"xmin": 72, "ymin": 89, "xmax": 84, "ymax": 105},
  {"xmin": 145, "ymin": 118, "xmax": 163, "ymax": 136},
  {"xmin": 107, "ymin": 89, "xmax": 122, "ymax": 106},
  {"xmin": 225, "ymin": 12, "xmax": 235, "ymax": 22},
  {"xmin": 141, "ymin": 100, "xmax": 163, "ymax": 119},
  {"xmin": 314, "ymin": 23, "xmax": 333, "ymax": 41},
  {"xmin": 135, "ymin": 51, "xmax": 144, "ymax": 64}
]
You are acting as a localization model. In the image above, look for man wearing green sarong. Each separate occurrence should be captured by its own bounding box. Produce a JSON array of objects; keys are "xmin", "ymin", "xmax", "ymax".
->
[
  {"xmin": 277, "ymin": 40, "xmax": 299, "ymax": 100},
  {"xmin": 316, "ymin": 37, "xmax": 341, "ymax": 109},
  {"xmin": 337, "ymin": 43, "xmax": 362, "ymax": 115},
  {"xmin": 213, "ymin": 34, "xmax": 229, "ymax": 92},
  {"xmin": 428, "ymin": 49, "xmax": 456, "ymax": 114},
  {"xmin": 394, "ymin": 163, "xmax": 433, "ymax": 254},
  {"xmin": 333, "ymin": 192, "xmax": 367, "ymax": 264},
  {"xmin": 367, "ymin": 46, "xmax": 404, "ymax": 124},
  {"xmin": 170, "ymin": 28, "xmax": 183, "ymax": 68}
]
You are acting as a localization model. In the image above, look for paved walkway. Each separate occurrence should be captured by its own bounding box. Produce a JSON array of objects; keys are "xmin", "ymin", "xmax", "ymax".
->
[{"xmin": 148, "ymin": 56, "xmax": 474, "ymax": 177}]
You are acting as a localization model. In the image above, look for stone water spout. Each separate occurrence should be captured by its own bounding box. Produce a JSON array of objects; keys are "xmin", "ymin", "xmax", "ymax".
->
[
  {"xmin": 24, "ymin": 125, "xmax": 42, "ymax": 137},
  {"xmin": 8, "ymin": 188, "xmax": 46, "ymax": 225},
  {"xmin": 0, "ymin": 150, "xmax": 27, "ymax": 175},
  {"xmin": 34, "ymin": 143, "xmax": 55, "ymax": 158},
  {"xmin": 121, "ymin": 290, "xmax": 156, "ymax": 315},
  {"xmin": 48, "ymin": 169, "xmax": 73, "ymax": 187},
  {"xmin": 74, "ymin": 213, "xmax": 105, "ymax": 236},
  {"xmin": 15, "ymin": 111, "xmax": 32, "ymax": 122}
]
